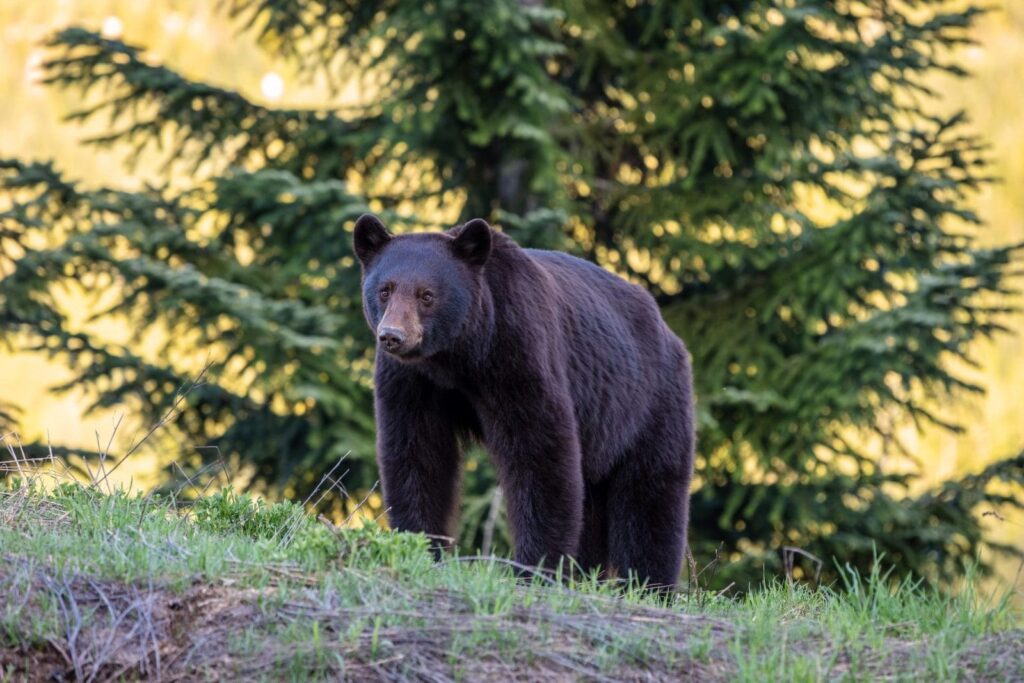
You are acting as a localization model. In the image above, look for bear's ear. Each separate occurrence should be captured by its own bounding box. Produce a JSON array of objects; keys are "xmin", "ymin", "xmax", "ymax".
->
[
  {"xmin": 452, "ymin": 218, "xmax": 492, "ymax": 267},
  {"xmin": 353, "ymin": 213, "xmax": 392, "ymax": 266}
]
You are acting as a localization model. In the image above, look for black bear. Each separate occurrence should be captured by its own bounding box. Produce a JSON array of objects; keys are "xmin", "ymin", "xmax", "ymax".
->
[{"xmin": 354, "ymin": 214, "xmax": 695, "ymax": 588}]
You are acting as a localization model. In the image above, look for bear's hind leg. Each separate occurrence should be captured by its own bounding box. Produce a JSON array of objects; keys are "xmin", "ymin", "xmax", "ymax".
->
[
  {"xmin": 606, "ymin": 461, "xmax": 690, "ymax": 590},
  {"xmin": 606, "ymin": 405, "xmax": 693, "ymax": 591}
]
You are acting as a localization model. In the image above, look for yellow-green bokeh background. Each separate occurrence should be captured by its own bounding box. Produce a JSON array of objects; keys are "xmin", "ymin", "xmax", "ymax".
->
[{"xmin": 1, "ymin": 1, "xmax": 1021, "ymax": 591}]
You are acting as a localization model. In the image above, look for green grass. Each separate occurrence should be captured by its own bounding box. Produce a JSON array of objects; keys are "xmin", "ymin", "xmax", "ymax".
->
[{"xmin": 0, "ymin": 478, "xmax": 1020, "ymax": 682}]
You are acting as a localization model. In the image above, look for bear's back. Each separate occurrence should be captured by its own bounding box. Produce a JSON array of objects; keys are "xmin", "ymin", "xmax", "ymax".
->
[{"xmin": 523, "ymin": 248, "xmax": 671, "ymax": 354}]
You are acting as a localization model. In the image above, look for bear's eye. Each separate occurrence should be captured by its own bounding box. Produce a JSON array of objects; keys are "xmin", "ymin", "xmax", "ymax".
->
[
  {"xmin": 379, "ymin": 286, "xmax": 391, "ymax": 301},
  {"xmin": 420, "ymin": 291, "xmax": 435, "ymax": 306}
]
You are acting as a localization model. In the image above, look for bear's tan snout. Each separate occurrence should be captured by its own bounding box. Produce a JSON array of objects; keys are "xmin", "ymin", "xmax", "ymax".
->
[{"xmin": 376, "ymin": 299, "xmax": 423, "ymax": 357}]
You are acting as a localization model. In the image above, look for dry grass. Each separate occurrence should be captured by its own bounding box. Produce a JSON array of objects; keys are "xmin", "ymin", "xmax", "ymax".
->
[
  {"xmin": 2, "ymin": 558, "xmax": 1022, "ymax": 682},
  {"xmin": 0, "ymin": 553, "xmax": 736, "ymax": 682}
]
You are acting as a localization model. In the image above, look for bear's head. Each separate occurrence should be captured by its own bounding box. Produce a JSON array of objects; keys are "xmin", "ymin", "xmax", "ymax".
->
[{"xmin": 353, "ymin": 213, "xmax": 492, "ymax": 362}]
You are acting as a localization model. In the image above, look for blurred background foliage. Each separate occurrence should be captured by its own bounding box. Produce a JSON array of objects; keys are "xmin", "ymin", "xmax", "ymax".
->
[{"xmin": 0, "ymin": 0, "xmax": 1021, "ymax": 592}]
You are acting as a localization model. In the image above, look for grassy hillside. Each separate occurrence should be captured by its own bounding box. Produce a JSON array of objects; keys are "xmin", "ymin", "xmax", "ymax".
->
[{"xmin": 1, "ymin": 466, "xmax": 1020, "ymax": 682}]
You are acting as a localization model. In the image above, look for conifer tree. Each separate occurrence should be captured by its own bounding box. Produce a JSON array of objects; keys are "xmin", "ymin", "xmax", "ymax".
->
[{"xmin": 2, "ymin": 0, "xmax": 1021, "ymax": 586}]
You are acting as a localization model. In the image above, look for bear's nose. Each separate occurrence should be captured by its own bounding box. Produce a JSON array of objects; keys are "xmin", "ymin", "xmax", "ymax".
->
[{"xmin": 378, "ymin": 326, "xmax": 406, "ymax": 351}]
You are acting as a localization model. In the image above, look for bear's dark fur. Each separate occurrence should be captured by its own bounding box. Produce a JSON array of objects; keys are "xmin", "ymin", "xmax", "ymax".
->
[{"xmin": 354, "ymin": 214, "xmax": 695, "ymax": 588}]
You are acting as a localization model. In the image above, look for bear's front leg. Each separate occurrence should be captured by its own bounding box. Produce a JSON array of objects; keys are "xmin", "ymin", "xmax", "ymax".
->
[
  {"xmin": 375, "ymin": 363, "xmax": 463, "ymax": 554},
  {"xmin": 481, "ymin": 391, "xmax": 584, "ymax": 571}
]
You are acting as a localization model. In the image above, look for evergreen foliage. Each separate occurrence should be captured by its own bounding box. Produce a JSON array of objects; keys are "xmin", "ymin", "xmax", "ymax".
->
[{"xmin": 1, "ymin": 0, "xmax": 1021, "ymax": 587}]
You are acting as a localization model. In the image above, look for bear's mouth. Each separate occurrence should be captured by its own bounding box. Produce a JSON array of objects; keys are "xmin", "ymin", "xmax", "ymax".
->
[{"xmin": 384, "ymin": 345, "xmax": 424, "ymax": 362}]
